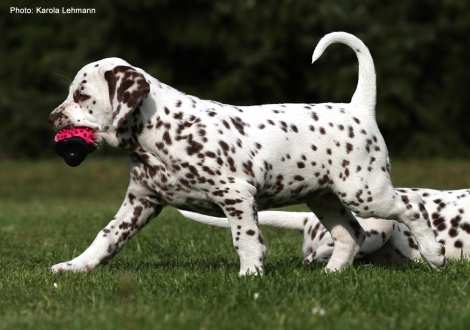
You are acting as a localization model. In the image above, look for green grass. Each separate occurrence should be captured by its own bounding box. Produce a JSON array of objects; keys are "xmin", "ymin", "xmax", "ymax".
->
[{"xmin": 2, "ymin": 157, "xmax": 470, "ymax": 329}]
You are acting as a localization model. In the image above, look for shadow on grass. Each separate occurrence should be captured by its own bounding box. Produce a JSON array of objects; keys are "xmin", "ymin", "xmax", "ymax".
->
[{"xmin": 102, "ymin": 254, "xmax": 330, "ymax": 276}]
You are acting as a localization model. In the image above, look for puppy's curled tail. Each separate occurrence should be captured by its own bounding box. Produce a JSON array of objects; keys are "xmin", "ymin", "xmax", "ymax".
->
[
  {"xmin": 178, "ymin": 210, "xmax": 307, "ymax": 230},
  {"xmin": 312, "ymin": 32, "xmax": 377, "ymax": 118}
]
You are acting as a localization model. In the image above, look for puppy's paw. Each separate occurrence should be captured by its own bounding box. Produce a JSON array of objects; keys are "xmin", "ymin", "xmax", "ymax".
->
[
  {"xmin": 420, "ymin": 242, "xmax": 447, "ymax": 271},
  {"xmin": 51, "ymin": 260, "xmax": 95, "ymax": 273}
]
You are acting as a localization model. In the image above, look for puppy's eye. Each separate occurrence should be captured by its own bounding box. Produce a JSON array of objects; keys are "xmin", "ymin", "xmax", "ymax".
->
[{"xmin": 79, "ymin": 94, "xmax": 90, "ymax": 101}]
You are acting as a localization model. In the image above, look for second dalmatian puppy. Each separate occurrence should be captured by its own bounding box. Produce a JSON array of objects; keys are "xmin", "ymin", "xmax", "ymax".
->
[{"xmin": 180, "ymin": 188, "xmax": 470, "ymax": 264}]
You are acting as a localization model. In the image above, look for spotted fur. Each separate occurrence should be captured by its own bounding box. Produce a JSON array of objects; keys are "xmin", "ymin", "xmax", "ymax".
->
[
  {"xmin": 48, "ymin": 32, "xmax": 445, "ymax": 275},
  {"xmin": 181, "ymin": 188, "xmax": 470, "ymax": 264}
]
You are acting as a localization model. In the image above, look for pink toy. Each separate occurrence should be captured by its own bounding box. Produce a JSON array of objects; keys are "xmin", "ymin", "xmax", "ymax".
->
[
  {"xmin": 54, "ymin": 126, "xmax": 96, "ymax": 167},
  {"xmin": 54, "ymin": 126, "xmax": 96, "ymax": 144}
]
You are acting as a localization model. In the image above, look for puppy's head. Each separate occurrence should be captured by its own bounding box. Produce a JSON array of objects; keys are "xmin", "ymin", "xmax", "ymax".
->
[{"xmin": 48, "ymin": 58, "xmax": 150, "ymax": 151}]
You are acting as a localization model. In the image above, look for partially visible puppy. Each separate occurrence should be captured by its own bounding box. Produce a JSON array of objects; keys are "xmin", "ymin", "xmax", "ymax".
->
[{"xmin": 179, "ymin": 188, "xmax": 470, "ymax": 264}]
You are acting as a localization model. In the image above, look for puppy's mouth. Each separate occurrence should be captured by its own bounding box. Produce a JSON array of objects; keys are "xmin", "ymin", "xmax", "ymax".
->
[{"xmin": 54, "ymin": 126, "xmax": 98, "ymax": 167}]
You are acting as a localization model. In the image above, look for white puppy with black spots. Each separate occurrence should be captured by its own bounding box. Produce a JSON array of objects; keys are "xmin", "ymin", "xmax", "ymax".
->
[
  {"xmin": 181, "ymin": 188, "xmax": 470, "ymax": 264},
  {"xmin": 48, "ymin": 32, "xmax": 445, "ymax": 275}
]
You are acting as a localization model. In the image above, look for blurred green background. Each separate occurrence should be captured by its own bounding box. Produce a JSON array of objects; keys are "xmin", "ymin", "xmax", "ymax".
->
[{"xmin": 1, "ymin": 0, "xmax": 470, "ymax": 159}]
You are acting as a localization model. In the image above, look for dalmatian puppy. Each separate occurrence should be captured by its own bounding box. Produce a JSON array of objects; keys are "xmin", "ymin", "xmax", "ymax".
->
[
  {"xmin": 48, "ymin": 32, "xmax": 445, "ymax": 275},
  {"xmin": 180, "ymin": 188, "xmax": 470, "ymax": 264}
]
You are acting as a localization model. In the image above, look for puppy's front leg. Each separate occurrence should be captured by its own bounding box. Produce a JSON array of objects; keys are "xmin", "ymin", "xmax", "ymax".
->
[
  {"xmin": 221, "ymin": 194, "xmax": 266, "ymax": 276},
  {"xmin": 51, "ymin": 191, "xmax": 162, "ymax": 273}
]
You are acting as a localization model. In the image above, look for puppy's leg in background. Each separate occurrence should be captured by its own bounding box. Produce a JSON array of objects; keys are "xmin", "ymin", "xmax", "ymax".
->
[
  {"xmin": 51, "ymin": 190, "xmax": 161, "ymax": 272},
  {"xmin": 307, "ymin": 196, "xmax": 365, "ymax": 272}
]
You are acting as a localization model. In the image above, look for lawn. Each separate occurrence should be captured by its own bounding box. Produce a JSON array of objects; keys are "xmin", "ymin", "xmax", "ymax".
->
[{"xmin": 1, "ymin": 157, "xmax": 470, "ymax": 329}]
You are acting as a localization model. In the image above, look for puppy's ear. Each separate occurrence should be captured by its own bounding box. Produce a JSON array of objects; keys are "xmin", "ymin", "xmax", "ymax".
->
[{"xmin": 104, "ymin": 66, "xmax": 150, "ymax": 128}]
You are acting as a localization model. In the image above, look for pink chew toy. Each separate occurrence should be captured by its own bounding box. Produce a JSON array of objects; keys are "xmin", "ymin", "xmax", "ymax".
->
[
  {"xmin": 54, "ymin": 127, "xmax": 96, "ymax": 144},
  {"xmin": 54, "ymin": 127, "xmax": 96, "ymax": 167}
]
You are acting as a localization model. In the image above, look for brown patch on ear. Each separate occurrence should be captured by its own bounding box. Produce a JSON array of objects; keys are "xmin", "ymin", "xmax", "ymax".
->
[{"xmin": 105, "ymin": 66, "xmax": 150, "ymax": 128}]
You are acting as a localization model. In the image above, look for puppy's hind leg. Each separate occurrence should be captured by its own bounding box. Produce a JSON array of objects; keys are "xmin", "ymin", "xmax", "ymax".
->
[
  {"xmin": 347, "ymin": 183, "xmax": 446, "ymax": 270},
  {"xmin": 307, "ymin": 195, "xmax": 366, "ymax": 272}
]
